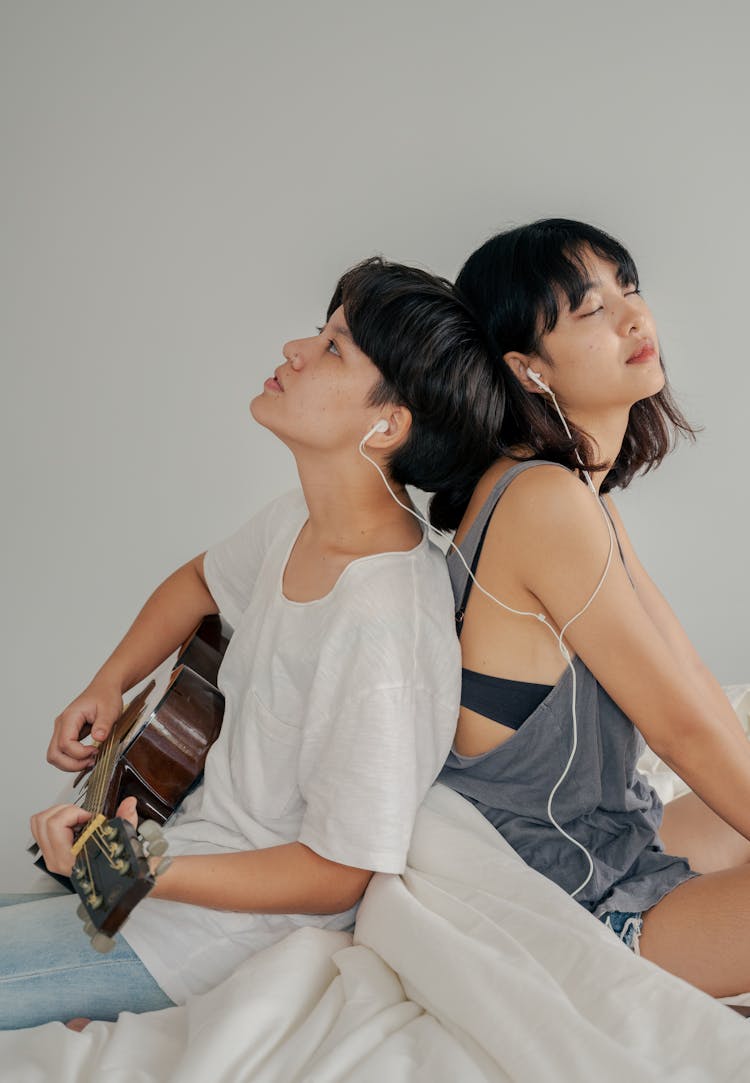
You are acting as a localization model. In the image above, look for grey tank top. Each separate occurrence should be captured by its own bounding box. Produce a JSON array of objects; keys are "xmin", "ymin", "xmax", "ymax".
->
[{"xmin": 438, "ymin": 460, "xmax": 697, "ymax": 916}]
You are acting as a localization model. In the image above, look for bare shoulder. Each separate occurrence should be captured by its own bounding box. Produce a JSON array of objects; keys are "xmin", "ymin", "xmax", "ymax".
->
[
  {"xmin": 601, "ymin": 492, "xmax": 627, "ymax": 531},
  {"xmin": 491, "ymin": 463, "xmax": 602, "ymax": 541},
  {"xmin": 457, "ymin": 460, "xmax": 589, "ymax": 543}
]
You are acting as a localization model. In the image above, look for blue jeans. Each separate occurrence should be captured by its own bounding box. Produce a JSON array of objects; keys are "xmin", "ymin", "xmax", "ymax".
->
[{"xmin": 0, "ymin": 893, "xmax": 173, "ymax": 1030}]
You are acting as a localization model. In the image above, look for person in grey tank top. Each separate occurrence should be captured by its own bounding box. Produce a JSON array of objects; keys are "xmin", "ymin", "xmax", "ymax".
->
[{"xmin": 433, "ymin": 218, "xmax": 750, "ymax": 1002}]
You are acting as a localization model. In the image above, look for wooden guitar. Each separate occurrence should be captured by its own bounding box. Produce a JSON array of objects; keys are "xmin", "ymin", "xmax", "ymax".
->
[{"xmin": 32, "ymin": 615, "xmax": 232, "ymax": 947}]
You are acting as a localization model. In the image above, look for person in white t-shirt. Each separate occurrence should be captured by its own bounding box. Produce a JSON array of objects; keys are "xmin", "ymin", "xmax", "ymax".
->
[{"xmin": 4, "ymin": 257, "xmax": 505, "ymax": 1029}]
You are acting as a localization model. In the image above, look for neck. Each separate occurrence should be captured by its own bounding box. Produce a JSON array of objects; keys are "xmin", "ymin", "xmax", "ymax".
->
[
  {"xmin": 293, "ymin": 451, "xmax": 422, "ymax": 554},
  {"xmin": 565, "ymin": 406, "xmax": 629, "ymax": 493}
]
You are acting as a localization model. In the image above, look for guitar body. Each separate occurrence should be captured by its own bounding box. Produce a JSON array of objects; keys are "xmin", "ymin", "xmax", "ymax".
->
[
  {"xmin": 175, "ymin": 614, "xmax": 233, "ymax": 688},
  {"xmin": 32, "ymin": 615, "xmax": 232, "ymax": 891},
  {"xmin": 102, "ymin": 662, "xmax": 225, "ymax": 825}
]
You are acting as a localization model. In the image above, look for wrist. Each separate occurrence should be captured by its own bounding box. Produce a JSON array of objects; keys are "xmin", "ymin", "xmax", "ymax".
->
[{"xmin": 88, "ymin": 667, "xmax": 127, "ymax": 698}]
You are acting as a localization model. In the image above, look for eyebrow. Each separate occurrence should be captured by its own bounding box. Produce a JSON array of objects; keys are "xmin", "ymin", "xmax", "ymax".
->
[
  {"xmin": 579, "ymin": 278, "xmax": 602, "ymax": 293},
  {"xmin": 330, "ymin": 323, "xmax": 353, "ymax": 341}
]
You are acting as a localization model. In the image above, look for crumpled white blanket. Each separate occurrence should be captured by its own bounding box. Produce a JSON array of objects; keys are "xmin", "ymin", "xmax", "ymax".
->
[{"xmin": 3, "ymin": 779, "xmax": 750, "ymax": 1083}]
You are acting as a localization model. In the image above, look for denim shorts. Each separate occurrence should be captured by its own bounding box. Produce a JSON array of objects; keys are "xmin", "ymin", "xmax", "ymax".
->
[{"xmin": 599, "ymin": 909, "xmax": 643, "ymax": 954}]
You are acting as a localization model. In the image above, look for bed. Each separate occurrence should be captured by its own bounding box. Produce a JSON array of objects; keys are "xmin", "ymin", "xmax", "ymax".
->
[{"xmin": 3, "ymin": 688, "xmax": 750, "ymax": 1082}]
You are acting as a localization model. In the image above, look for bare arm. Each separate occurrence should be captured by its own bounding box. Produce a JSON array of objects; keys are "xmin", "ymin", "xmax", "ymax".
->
[
  {"xmin": 30, "ymin": 799, "xmax": 373, "ymax": 914},
  {"xmin": 148, "ymin": 842, "xmax": 373, "ymax": 914},
  {"xmin": 510, "ymin": 469, "xmax": 750, "ymax": 841},
  {"xmin": 48, "ymin": 554, "xmax": 218, "ymax": 771},
  {"xmin": 603, "ymin": 495, "xmax": 744, "ymax": 740}
]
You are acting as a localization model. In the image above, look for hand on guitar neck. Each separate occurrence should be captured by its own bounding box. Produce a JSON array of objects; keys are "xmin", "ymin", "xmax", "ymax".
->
[
  {"xmin": 31, "ymin": 793, "xmax": 173, "ymax": 952},
  {"xmin": 30, "ymin": 796, "xmax": 139, "ymax": 881}
]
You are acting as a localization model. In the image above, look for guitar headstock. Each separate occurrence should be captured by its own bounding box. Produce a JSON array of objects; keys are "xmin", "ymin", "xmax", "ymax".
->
[{"xmin": 71, "ymin": 817, "xmax": 170, "ymax": 952}]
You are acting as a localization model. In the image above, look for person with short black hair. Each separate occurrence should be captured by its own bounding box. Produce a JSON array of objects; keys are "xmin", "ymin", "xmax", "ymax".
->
[{"xmin": 2, "ymin": 256, "xmax": 503, "ymax": 1029}]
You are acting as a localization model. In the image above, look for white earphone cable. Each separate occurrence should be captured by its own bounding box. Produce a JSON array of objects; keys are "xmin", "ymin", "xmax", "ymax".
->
[{"xmin": 359, "ymin": 392, "xmax": 615, "ymax": 899}]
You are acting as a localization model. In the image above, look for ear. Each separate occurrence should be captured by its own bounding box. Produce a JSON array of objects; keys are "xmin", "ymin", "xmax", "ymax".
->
[
  {"xmin": 503, "ymin": 351, "xmax": 550, "ymax": 395},
  {"xmin": 365, "ymin": 405, "xmax": 413, "ymax": 450}
]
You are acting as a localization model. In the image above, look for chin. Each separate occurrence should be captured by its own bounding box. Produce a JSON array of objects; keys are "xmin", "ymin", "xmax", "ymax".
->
[
  {"xmin": 249, "ymin": 393, "xmax": 271, "ymax": 428},
  {"xmin": 633, "ymin": 371, "xmax": 666, "ymax": 404},
  {"xmin": 651, "ymin": 367, "xmax": 667, "ymax": 396}
]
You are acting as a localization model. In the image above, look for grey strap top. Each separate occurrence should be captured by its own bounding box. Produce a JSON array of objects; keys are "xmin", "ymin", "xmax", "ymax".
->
[{"xmin": 438, "ymin": 460, "xmax": 696, "ymax": 916}]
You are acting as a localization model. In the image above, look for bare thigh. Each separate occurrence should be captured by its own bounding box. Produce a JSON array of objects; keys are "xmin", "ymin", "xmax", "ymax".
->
[
  {"xmin": 659, "ymin": 791, "xmax": 750, "ymax": 874},
  {"xmin": 640, "ymin": 865, "xmax": 750, "ymax": 998}
]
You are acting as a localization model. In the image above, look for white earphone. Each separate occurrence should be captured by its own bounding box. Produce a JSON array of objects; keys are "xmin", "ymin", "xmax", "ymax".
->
[
  {"xmin": 526, "ymin": 367, "xmax": 552, "ymax": 394},
  {"xmin": 362, "ymin": 419, "xmax": 389, "ymax": 443}
]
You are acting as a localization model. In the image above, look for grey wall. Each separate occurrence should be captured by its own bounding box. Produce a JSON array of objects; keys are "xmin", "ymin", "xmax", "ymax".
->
[{"xmin": 2, "ymin": 0, "xmax": 748, "ymax": 889}]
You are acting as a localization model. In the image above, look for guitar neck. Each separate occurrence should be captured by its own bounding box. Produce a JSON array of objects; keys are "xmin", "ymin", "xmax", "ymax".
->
[{"xmin": 81, "ymin": 681, "xmax": 155, "ymax": 814}]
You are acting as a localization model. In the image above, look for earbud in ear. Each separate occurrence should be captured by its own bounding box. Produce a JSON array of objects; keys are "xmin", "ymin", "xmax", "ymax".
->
[
  {"xmin": 526, "ymin": 368, "xmax": 552, "ymax": 395},
  {"xmin": 361, "ymin": 419, "xmax": 389, "ymax": 445}
]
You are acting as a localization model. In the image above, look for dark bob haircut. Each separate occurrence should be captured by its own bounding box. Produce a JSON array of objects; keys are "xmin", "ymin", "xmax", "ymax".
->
[
  {"xmin": 432, "ymin": 218, "xmax": 696, "ymax": 531},
  {"xmin": 327, "ymin": 256, "xmax": 503, "ymax": 505}
]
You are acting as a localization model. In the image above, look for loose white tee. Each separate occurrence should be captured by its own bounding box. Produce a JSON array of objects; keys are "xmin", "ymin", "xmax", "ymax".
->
[{"xmin": 122, "ymin": 489, "xmax": 460, "ymax": 1002}]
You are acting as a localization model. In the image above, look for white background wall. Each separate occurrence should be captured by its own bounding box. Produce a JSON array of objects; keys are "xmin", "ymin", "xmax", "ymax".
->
[{"xmin": 2, "ymin": 1, "xmax": 748, "ymax": 890}]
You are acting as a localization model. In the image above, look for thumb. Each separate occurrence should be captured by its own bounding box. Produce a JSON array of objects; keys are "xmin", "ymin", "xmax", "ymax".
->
[{"xmin": 115, "ymin": 796, "xmax": 139, "ymax": 828}]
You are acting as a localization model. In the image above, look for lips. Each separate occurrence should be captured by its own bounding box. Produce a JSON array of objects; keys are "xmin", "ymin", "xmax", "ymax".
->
[
  {"xmin": 264, "ymin": 369, "xmax": 284, "ymax": 392},
  {"xmin": 627, "ymin": 340, "xmax": 656, "ymax": 364}
]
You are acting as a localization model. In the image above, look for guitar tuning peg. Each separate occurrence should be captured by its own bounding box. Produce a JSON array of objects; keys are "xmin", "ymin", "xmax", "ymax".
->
[
  {"xmin": 83, "ymin": 920, "xmax": 96, "ymax": 937},
  {"xmin": 146, "ymin": 836, "xmax": 169, "ymax": 857},
  {"xmin": 139, "ymin": 820, "xmax": 163, "ymax": 843},
  {"xmin": 76, "ymin": 902, "xmax": 88, "ymax": 922},
  {"xmin": 90, "ymin": 932, "xmax": 116, "ymax": 954},
  {"xmin": 141, "ymin": 820, "xmax": 169, "ymax": 856},
  {"xmin": 153, "ymin": 855, "xmax": 173, "ymax": 878}
]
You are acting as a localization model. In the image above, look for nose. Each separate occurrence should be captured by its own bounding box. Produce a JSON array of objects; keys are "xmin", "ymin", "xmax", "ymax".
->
[
  {"xmin": 283, "ymin": 338, "xmax": 306, "ymax": 371},
  {"xmin": 620, "ymin": 295, "xmax": 645, "ymax": 337}
]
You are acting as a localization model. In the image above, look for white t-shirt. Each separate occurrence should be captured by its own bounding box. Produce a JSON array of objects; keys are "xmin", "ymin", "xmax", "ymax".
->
[{"xmin": 122, "ymin": 489, "xmax": 460, "ymax": 1002}]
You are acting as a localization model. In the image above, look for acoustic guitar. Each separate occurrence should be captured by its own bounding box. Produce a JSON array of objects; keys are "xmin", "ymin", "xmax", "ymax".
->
[{"xmin": 32, "ymin": 614, "xmax": 232, "ymax": 949}]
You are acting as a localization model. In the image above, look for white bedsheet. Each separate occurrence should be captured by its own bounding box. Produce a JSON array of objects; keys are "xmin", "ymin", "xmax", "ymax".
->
[{"xmin": 3, "ymin": 783, "xmax": 750, "ymax": 1083}]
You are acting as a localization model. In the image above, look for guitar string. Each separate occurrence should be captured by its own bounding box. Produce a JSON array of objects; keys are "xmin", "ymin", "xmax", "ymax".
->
[
  {"xmin": 88, "ymin": 731, "xmax": 116, "ymax": 814},
  {"xmin": 90, "ymin": 828, "xmax": 120, "ymax": 869}
]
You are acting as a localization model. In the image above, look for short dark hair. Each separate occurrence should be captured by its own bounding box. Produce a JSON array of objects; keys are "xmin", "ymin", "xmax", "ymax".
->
[
  {"xmin": 327, "ymin": 257, "xmax": 503, "ymax": 514},
  {"xmin": 449, "ymin": 218, "xmax": 696, "ymax": 525}
]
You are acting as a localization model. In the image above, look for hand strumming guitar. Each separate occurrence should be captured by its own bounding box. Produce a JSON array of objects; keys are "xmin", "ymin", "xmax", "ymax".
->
[
  {"xmin": 47, "ymin": 678, "xmax": 125, "ymax": 773},
  {"xmin": 46, "ymin": 554, "xmax": 218, "ymax": 773}
]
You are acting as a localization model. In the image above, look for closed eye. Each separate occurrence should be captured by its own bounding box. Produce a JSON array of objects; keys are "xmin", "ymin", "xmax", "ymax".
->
[{"xmin": 581, "ymin": 286, "xmax": 641, "ymax": 317}]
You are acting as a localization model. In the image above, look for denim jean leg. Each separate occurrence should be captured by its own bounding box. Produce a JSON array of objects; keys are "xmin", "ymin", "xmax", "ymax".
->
[{"xmin": 0, "ymin": 894, "xmax": 173, "ymax": 1029}]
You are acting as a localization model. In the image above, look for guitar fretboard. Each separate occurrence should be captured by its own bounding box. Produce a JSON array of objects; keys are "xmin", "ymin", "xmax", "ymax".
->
[{"xmin": 81, "ymin": 681, "xmax": 155, "ymax": 814}]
